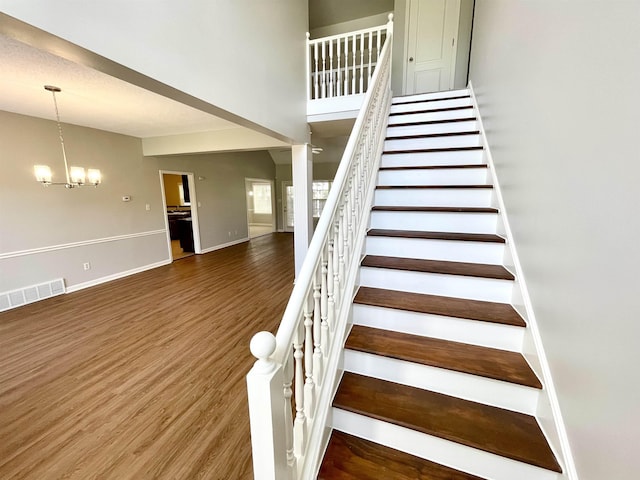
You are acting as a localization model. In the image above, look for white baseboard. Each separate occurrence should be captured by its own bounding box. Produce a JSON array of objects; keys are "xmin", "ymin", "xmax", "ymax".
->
[
  {"xmin": 199, "ymin": 237, "xmax": 249, "ymax": 254},
  {"xmin": 66, "ymin": 259, "xmax": 172, "ymax": 293}
]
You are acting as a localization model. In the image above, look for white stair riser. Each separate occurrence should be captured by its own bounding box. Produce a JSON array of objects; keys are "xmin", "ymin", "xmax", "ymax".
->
[
  {"xmin": 332, "ymin": 409, "xmax": 562, "ymax": 480},
  {"xmin": 389, "ymin": 108, "xmax": 474, "ymax": 124},
  {"xmin": 377, "ymin": 167, "xmax": 488, "ymax": 186},
  {"xmin": 387, "ymin": 120, "xmax": 478, "ymax": 137},
  {"xmin": 389, "ymin": 97, "xmax": 472, "ymax": 114},
  {"xmin": 374, "ymin": 188, "xmax": 493, "ymax": 208},
  {"xmin": 343, "ymin": 350, "xmax": 539, "ymax": 415},
  {"xmin": 364, "ymin": 236, "xmax": 505, "ymax": 264},
  {"xmin": 352, "ymin": 304, "xmax": 524, "ymax": 351},
  {"xmin": 370, "ymin": 211, "xmax": 498, "ymax": 234},
  {"xmin": 359, "ymin": 267, "xmax": 513, "ymax": 303},
  {"xmin": 380, "ymin": 150, "xmax": 484, "ymax": 167},
  {"xmin": 392, "ymin": 89, "xmax": 470, "ymax": 103},
  {"xmin": 384, "ymin": 134, "xmax": 481, "ymax": 151}
]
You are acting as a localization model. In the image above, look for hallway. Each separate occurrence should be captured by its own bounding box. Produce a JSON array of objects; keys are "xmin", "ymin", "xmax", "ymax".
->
[{"xmin": 0, "ymin": 234, "xmax": 294, "ymax": 480}]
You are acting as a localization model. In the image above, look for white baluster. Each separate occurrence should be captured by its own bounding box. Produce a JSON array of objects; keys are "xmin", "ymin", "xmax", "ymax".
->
[
  {"xmin": 359, "ymin": 33, "xmax": 365, "ymax": 93},
  {"xmin": 377, "ymin": 29, "xmax": 382, "ymax": 66},
  {"xmin": 333, "ymin": 221, "xmax": 341, "ymax": 309},
  {"xmin": 303, "ymin": 294, "xmax": 315, "ymax": 419},
  {"xmin": 293, "ymin": 324, "xmax": 306, "ymax": 457},
  {"xmin": 336, "ymin": 38, "xmax": 342, "ymax": 97},
  {"xmin": 368, "ymin": 31, "xmax": 373, "ymax": 84},
  {"xmin": 328, "ymin": 39, "xmax": 334, "ymax": 97},
  {"xmin": 327, "ymin": 240, "xmax": 336, "ymax": 333},
  {"xmin": 351, "ymin": 34, "xmax": 357, "ymax": 95},
  {"xmin": 283, "ymin": 350, "xmax": 295, "ymax": 469},
  {"xmin": 321, "ymin": 41, "xmax": 326, "ymax": 98},
  {"xmin": 338, "ymin": 207, "xmax": 345, "ymax": 284},
  {"xmin": 320, "ymin": 247, "xmax": 329, "ymax": 357},
  {"xmin": 313, "ymin": 265, "xmax": 323, "ymax": 385},
  {"xmin": 313, "ymin": 41, "xmax": 319, "ymax": 100},
  {"xmin": 344, "ymin": 37, "xmax": 350, "ymax": 95}
]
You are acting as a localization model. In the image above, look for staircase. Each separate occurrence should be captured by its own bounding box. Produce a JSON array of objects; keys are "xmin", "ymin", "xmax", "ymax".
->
[{"xmin": 317, "ymin": 89, "xmax": 564, "ymax": 479}]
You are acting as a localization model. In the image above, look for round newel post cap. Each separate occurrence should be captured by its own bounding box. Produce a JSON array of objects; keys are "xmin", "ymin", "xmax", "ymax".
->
[
  {"xmin": 388, "ymin": 13, "xmax": 394, "ymax": 22},
  {"xmin": 250, "ymin": 331, "xmax": 277, "ymax": 373}
]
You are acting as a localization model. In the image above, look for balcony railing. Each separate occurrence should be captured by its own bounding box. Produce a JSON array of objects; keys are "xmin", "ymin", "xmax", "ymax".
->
[{"xmin": 307, "ymin": 14, "xmax": 393, "ymax": 116}]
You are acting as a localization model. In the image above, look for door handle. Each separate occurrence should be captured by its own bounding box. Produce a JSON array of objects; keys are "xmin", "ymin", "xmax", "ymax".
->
[{"xmin": 409, "ymin": 57, "xmax": 414, "ymax": 62}]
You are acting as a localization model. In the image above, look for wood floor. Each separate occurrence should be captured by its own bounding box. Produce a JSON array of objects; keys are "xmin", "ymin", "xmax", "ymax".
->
[{"xmin": 0, "ymin": 233, "xmax": 294, "ymax": 480}]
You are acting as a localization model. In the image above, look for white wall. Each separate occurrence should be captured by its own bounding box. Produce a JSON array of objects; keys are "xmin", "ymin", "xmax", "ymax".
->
[
  {"xmin": 0, "ymin": 0, "xmax": 308, "ymax": 143},
  {"xmin": 469, "ymin": 2, "xmax": 640, "ymax": 479},
  {"xmin": 0, "ymin": 110, "xmax": 278, "ymax": 295}
]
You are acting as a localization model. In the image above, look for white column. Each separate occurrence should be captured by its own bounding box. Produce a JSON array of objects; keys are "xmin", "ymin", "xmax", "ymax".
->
[{"xmin": 291, "ymin": 144, "xmax": 313, "ymax": 276}]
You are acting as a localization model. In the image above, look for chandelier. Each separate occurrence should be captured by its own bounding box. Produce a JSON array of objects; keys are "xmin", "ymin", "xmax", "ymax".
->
[{"xmin": 34, "ymin": 85, "xmax": 101, "ymax": 188}]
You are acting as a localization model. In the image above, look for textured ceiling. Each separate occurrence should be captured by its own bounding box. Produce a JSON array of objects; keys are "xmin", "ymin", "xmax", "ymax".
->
[{"xmin": 0, "ymin": 34, "xmax": 239, "ymax": 139}]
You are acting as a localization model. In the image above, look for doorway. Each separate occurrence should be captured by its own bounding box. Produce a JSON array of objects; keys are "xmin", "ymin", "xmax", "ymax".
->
[
  {"xmin": 245, "ymin": 178, "xmax": 276, "ymax": 238},
  {"xmin": 404, "ymin": 0, "xmax": 462, "ymax": 94},
  {"xmin": 160, "ymin": 171, "xmax": 201, "ymax": 261}
]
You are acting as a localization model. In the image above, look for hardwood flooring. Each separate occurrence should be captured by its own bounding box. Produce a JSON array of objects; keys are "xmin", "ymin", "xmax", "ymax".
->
[{"xmin": 0, "ymin": 233, "xmax": 294, "ymax": 480}]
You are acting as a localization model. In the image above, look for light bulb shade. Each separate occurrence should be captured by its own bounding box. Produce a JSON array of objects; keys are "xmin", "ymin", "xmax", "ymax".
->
[
  {"xmin": 34, "ymin": 165, "xmax": 52, "ymax": 183},
  {"xmin": 87, "ymin": 169, "xmax": 102, "ymax": 186},
  {"xmin": 70, "ymin": 166, "xmax": 86, "ymax": 185}
]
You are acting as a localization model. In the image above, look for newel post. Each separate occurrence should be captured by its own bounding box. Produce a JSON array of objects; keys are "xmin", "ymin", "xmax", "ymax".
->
[{"xmin": 247, "ymin": 332, "xmax": 291, "ymax": 480}]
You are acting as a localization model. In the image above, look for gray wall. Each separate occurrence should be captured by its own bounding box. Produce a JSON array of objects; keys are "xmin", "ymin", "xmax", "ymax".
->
[
  {"xmin": 1, "ymin": 110, "xmax": 277, "ymax": 294},
  {"xmin": 156, "ymin": 152, "xmax": 276, "ymax": 246},
  {"xmin": 468, "ymin": 2, "xmax": 640, "ymax": 479}
]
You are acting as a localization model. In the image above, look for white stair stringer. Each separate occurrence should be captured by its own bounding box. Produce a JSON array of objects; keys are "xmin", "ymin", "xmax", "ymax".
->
[
  {"xmin": 343, "ymin": 349, "xmax": 539, "ymax": 415},
  {"xmin": 377, "ymin": 166, "xmax": 489, "ymax": 185},
  {"xmin": 364, "ymin": 235, "xmax": 506, "ymax": 264},
  {"xmin": 332, "ymin": 408, "xmax": 563, "ymax": 480},
  {"xmin": 352, "ymin": 304, "xmax": 524, "ymax": 352},
  {"xmin": 369, "ymin": 210, "xmax": 498, "ymax": 234}
]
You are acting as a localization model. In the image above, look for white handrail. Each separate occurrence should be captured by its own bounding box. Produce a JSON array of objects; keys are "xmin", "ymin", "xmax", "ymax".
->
[{"xmin": 247, "ymin": 14, "xmax": 393, "ymax": 480}]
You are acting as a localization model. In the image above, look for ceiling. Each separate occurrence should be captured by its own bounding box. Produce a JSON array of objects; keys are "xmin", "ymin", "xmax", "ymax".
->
[
  {"xmin": 0, "ymin": 31, "xmax": 352, "ymax": 163},
  {"xmin": 0, "ymin": 33, "xmax": 243, "ymax": 139}
]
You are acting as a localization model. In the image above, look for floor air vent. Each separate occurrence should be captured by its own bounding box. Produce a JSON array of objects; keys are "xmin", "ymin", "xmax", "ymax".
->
[{"xmin": 0, "ymin": 278, "xmax": 66, "ymax": 312}]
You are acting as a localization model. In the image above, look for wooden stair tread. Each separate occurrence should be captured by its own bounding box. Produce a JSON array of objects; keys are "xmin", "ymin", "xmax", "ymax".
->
[
  {"xmin": 391, "ymin": 94, "xmax": 471, "ymax": 106},
  {"xmin": 383, "ymin": 146, "xmax": 483, "ymax": 154},
  {"xmin": 379, "ymin": 164, "xmax": 487, "ymax": 171},
  {"xmin": 354, "ymin": 287, "xmax": 525, "ymax": 327},
  {"xmin": 376, "ymin": 184, "xmax": 492, "ymax": 189},
  {"xmin": 389, "ymin": 117, "xmax": 477, "ymax": 127},
  {"xmin": 372, "ymin": 206, "xmax": 498, "ymax": 213},
  {"xmin": 334, "ymin": 373, "xmax": 562, "ymax": 473},
  {"xmin": 386, "ymin": 130, "xmax": 480, "ymax": 140},
  {"xmin": 318, "ymin": 431, "xmax": 486, "ymax": 480},
  {"xmin": 362, "ymin": 255, "xmax": 515, "ymax": 280},
  {"xmin": 389, "ymin": 105, "xmax": 473, "ymax": 116},
  {"xmin": 347, "ymin": 325, "xmax": 541, "ymax": 388},
  {"xmin": 368, "ymin": 229, "xmax": 505, "ymax": 243}
]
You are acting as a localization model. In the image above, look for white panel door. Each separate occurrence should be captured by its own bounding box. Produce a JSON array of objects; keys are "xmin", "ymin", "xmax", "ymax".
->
[{"xmin": 405, "ymin": 0, "xmax": 461, "ymax": 95}]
